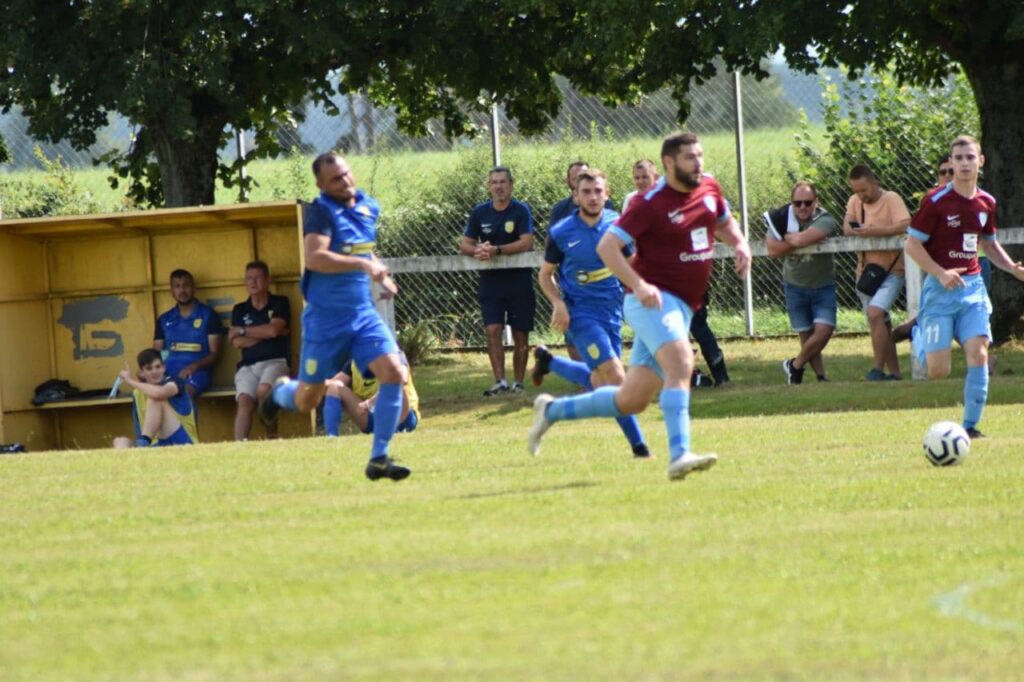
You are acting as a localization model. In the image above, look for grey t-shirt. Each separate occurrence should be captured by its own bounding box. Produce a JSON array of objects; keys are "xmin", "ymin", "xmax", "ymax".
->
[{"xmin": 773, "ymin": 209, "xmax": 839, "ymax": 289}]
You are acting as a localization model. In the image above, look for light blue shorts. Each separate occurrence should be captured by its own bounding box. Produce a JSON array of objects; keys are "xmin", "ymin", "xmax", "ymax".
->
[
  {"xmin": 784, "ymin": 282, "xmax": 837, "ymax": 332},
  {"xmin": 915, "ymin": 274, "xmax": 991, "ymax": 360},
  {"xmin": 568, "ymin": 314, "xmax": 623, "ymax": 371},
  {"xmin": 624, "ymin": 291, "xmax": 693, "ymax": 379},
  {"xmin": 857, "ymin": 272, "xmax": 904, "ymax": 314}
]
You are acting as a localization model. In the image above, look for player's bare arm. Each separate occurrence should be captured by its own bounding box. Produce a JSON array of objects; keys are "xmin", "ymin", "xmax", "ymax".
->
[
  {"xmin": 980, "ymin": 239, "xmax": 1024, "ymax": 280},
  {"xmin": 597, "ymin": 230, "xmax": 661, "ymax": 308},
  {"xmin": 905, "ymin": 236, "xmax": 966, "ymax": 289},
  {"xmin": 538, "ymin": 260, "xmax": 570, "ymax": 331},
  {"xmin": 715, "ymin": 216, "xmax": 752, "ymax": 277}
]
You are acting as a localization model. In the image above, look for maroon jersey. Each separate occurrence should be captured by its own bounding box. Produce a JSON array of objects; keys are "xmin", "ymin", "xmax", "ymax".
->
[
  {"xmin": 613, "ymin": 175, "xmax": 730, "ymax": 310},
  {"xmin": 909, "ymin": 184, "xmax": 997, "ymax": 276}
]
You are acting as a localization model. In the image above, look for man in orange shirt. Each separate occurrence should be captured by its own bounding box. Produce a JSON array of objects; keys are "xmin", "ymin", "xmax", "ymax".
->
[{"xmin": 843, "ymin": 165, "xmax": 911, "ymax": 380}]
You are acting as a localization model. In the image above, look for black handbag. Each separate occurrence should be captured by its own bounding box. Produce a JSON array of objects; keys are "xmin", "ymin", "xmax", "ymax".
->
[{"xmin": 853, "ymin": 204, "xmax": 900, "ymax": 297}]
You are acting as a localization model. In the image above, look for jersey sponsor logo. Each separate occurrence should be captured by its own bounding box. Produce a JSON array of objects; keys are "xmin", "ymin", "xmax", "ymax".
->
[
  {"xmin": 668, "ymin": 208, "xmax": 685, "ymax": 224},
  {"xmin": 979, "ymin": 212, "xmax": 988, "ymax": 227},
  {"xmin": 170, "ymin": 342, "xmax": 203, "ymax": 352},
  {"xmin": 947, "ymin": 214, "xmax": 961, "ymax": 228},
  {"xmin": 568, "ymin": 240, "xmax": 582, "ymax": 248},
  {"xmin": 678, "ymin": 251, "xmax": 714, "ymax": 263},
  {"xmin": 947, "ymin": 250, "xmax": 974, "ymax": 260},
  {"xmin": 505, "ymin": 221, "xmax": 515, "ymax": 233},
  {"xmin": 691, "ymin": 227, "xmax": 710, "ymax": 251}
]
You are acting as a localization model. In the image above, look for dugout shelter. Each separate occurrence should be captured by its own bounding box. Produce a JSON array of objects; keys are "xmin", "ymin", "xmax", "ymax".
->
[{"xmin": 0, "ymin": 201, "xmax": 313, "ymax": 450}]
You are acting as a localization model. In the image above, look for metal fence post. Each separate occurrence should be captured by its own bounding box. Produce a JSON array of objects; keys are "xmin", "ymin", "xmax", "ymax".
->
[{"xmin": 732, "ymin": 72, "xmax": 755, "ymax": 336}]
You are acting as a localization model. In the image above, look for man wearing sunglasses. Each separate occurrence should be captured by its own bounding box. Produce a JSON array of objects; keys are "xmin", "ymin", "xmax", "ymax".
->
[
  {"xmin": 843, "ymin": 165, "xmax": 912, "ymax": 381},
  {"xmin": 765, "ymin": 182, "xmax": 840, "ymax": 384}
]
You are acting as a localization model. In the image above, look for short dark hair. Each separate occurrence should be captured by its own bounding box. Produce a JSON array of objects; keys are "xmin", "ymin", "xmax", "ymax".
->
[
  {"xmin": 848, "ymin": 164, "xmax": 877, "ymax": 182},
  {"xmin": 936, "ymin": 153, "xmax": 951, "ymax": 168},
  {"xmin": 312, "ymin": 152, "xmax": 342, "ymax": 178},
  {"xmin": 576, "ymin": 169, "xmax": 607, "ymax": 186},
  {"xmin": 137, "ymin": 348, "xmax": 163, "ymax": 368},
  {"xmin": 488, "ymin": 166, "xmax": 514, "ymax": 183},
  {"xmin": 661, "ymin": 132, "xmax": 700, "ymax": 159},
  {"xmin": 791, "ymin": 181, "xmax": 818, "ymax": 200},
  {"xmin": 245, "ymin": 260, "xmax": 270, "ymax": 277},
  {"xmin": 169, "ymin": 269, "xmax": 194, "ymax": 283},
  {"xmin": 566, "ymin": 161, "xmax": 587, "ymax": 177}
]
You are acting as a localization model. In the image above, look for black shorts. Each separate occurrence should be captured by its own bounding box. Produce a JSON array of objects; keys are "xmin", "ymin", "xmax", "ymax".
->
[{"xmin": 479, "ymin": 289, "xmax": 535, "ymax": 331}]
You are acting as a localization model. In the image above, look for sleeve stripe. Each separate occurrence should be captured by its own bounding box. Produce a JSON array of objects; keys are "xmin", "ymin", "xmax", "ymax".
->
[
  {"xmin": 907, "ymin": 227, "xmax": 930, "ymax": 242},
  {"xmin": 608, "ymin": 226, "xmax": 634, "ymax": 247}
]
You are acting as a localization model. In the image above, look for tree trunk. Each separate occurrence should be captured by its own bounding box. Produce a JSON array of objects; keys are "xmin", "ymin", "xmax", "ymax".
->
[
  {"xmin": 963, "ymin": 58, "xmax": 1024, "ymax": 342},
  {"xmin": 149, "ymin": 115, "xmax": 226, "ymax": 208}
]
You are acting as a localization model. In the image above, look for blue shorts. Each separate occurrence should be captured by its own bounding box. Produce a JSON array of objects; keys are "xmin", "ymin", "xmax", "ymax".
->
[
  {"xmin": 915, "ymin": 274, "xmax": 991, "ymax": 359},
  {"xmin": 363, "ymin": 409, "xmax": 419, "ymax": 434},
  {"xmin": 568, "ymin": 315, "xmax": 622, "ymax": 371},
  {"xmin": 784, "ymin": 282, "xmax": 837, "ymax": 332},
  {"xmin": 857, "ymin": 272, "xmax": 904, "ymax": 314},
  {"xmin": 624, "ymin": 291, "xmax": 693, "ymax": 379},
  {"xmin": 156, "ymin": 425, "xmax": 194, "ymax": 447},
  {"xmin": 299, "ymin": 307, "xmax": 398, "ymax": 383},
  {"xmin": 479, "ymin": 289, "xmax": 535, "ymax": 331},
  {"xmin": 164, "ymin": 365, "xmax": 212, "ymax": 397}
]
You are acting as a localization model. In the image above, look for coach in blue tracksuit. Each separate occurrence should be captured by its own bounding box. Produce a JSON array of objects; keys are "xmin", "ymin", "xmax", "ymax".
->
[
  {"xmin": 532, "ymin": 168, "xmax": 650, "ymax": 458},
  {"xmin": 259, "ymin": 152, "xmax": 410, "ymax": 482}
]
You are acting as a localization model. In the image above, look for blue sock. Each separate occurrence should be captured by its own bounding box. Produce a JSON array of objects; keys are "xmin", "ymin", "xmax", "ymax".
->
[
  {"xmin": 962, "ymin": 365, "xmax": 989, "ymax": 429},
  {"xmin": 324, "ymin": 395, "xmax": 342, "ymax": 437},
  {"xmin": 272, "ymin": 379, "xmax": 298, "ymax": 411},
  {"xmin": 615, "ymin": 416, "xmax": 645, "ymax": 448},
  {"xmin": 546, "ymin": 386, "xmax": 623, "ymax": 422},
  {"xmin": 660, "ymin": 388, "xmax": 690, "ymax": 462},
  {"xmin": 371, "ymin": 383, "xmax": 403, "ymax": 459},
  {"xmin": 550, "ymin": 357, "xmax": 593, "ymax": 389}
]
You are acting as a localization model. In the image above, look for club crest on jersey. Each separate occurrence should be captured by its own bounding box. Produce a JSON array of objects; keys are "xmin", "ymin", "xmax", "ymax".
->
[
  {"xmin": 505, "ymin": 221, "xmax": 515, "ymax": 233},
  {"xmin": 703, "ymin": 196, "xmax": 717, "ymax": 213},
  {"xmin": 946, "ymin": 214, "xmax": 961, "ymax": 228},
  {"xmin": 193, "ymin": 319, "xmax": 203, "ymax": 329},
  {"xmin": 668, "ymin": 208, "xmax": 685, "ymax": 224},
  {"xmin": 357, "ymin": 205, "xmax": 372, "ymax": 217},
  {"xmin": 978, "ymin": 212, "xmax": 988, "ymax": 227}
]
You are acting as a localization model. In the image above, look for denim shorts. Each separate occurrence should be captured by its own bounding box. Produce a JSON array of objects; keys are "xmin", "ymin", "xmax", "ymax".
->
[
  {"xmin": 857, "ymin": 272, "xmax": 904, "ymax": 313},
  {"xmin": 784, "ymin": 282, "xmax": 837, "ymax": 332}
]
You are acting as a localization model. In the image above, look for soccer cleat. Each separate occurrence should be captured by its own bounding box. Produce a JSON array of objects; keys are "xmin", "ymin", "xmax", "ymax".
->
[
  {"xmin": 865, "ymin": 368, "xmax": 887, "ymax": 381},
  {"xmin": 365, "ymin": 456, "xmax": 411, "ymax": 481},
  {"xmin": 891, "ymin": 316, "xmax": 917, "ymax": 344},
  {"xmin": 632, "ymin": 443, "xmax": 653, "ymax": 459},
  {"xmin": 782, "ymin": 358, "xmax": 804, "ymax": 385},
  {"xmin": 667, "ymin": 452, "xmax": 718, "ymax": 481},
  {"xmin": 0, "ymin": 443, "xmax": 27, "ymax": 454},
  {"xmin": 531, "ymin": 345, "xmax": 554, "ymax": 387},
  {"xmin": 816, "ymin": 374, "xmax": 829, "ymax": 382},
  {"xmin": 965, "ymin": 427, "xmax": 985, "ymax": 440},
  {"xmin": 527, "ymin": 393, "xmax": 555, "ymax": 456},
  {"xmin": 257, "ymin": 377, "xmax": 288, "ymax": 426},
  {"xmin": 483, "ymin": 381, "xmax": 509, "ymax": 397},
  {"xmin": 510, "ymin": 382, "xmax": 525, "ymax": 394}
]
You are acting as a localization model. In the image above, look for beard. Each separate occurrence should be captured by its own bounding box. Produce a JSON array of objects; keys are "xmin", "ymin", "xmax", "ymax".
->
[{"xmin": 670, "ymin": 161, "xmax": 701, "ymax": 190}]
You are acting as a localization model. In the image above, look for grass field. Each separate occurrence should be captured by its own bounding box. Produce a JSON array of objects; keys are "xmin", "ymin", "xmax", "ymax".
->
[{"xmin": 3, "ymin": 336, "xmax": 1023, "ymax": 680}]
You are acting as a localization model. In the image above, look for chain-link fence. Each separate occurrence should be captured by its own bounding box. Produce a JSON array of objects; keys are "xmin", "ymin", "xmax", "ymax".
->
[{"xmin": 0, "ymin": 61, "xmax": 979, "ymax": 346}]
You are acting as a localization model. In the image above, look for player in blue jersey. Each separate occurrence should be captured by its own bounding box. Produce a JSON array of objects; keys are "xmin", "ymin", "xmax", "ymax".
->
[
  {"xmin": 532, "ymin": 169, "xmax": 650, "ymax": 459},
  {"xmin": 258, "ymin": 152, "xmax": 410, "ymax": 481},
  {"xmin": 153, "ymin": 269, "xmax": 225, "ymax": 399},
  {"xmin": 905, "ymin": 135, "xmax": 1024, "ymax": 439}
]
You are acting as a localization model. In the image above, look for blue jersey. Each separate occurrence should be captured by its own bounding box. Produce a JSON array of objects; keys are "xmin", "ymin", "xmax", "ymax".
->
[
  {"xmin": 301, "ymin": 191, "xmax": 381, "ymax": 313},
  {"xmin": 154, "ymin": 301, "xmax": 225, "ymax": 375},
  {"xmin": 545, "ymin": 208, "xmax": 628, "ymax": 321}
]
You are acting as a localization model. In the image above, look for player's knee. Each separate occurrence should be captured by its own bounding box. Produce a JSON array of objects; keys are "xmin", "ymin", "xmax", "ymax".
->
[{"xmin": 927, "ymin": 364, "xmax": 951, "ymax": 380}]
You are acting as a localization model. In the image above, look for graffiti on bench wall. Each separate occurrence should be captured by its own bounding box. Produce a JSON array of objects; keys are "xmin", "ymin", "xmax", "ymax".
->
[{"xmin": 57, "ymin": 295, "xmax": 130, "ymax": 360}]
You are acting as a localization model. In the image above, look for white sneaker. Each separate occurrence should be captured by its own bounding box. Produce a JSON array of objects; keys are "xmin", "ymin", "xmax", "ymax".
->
[
  {"xmin": 667, "ymin": 452, "xmax": 718, "ymax": 481},
  {"xmin": 527, "ymin": 394, "xmax": 555, "ymax": 456}
]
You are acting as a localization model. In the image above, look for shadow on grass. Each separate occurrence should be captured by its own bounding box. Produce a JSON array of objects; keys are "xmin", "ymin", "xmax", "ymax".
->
[{"xmin": 451, "ymin": 480, "xmax": 598, "ymax": 501}]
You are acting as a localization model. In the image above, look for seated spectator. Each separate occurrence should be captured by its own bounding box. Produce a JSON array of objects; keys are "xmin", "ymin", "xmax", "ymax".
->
[
  {"xmin": 229, "ymin": 261, "xmax": 291, "ymax": 440},
  {"xmin": 113, "ymin": 348, "xmax": 198, "ymax": 448},
  {"xmin": 621, "ymin": 159, "xmax": 659, "ymax": 214},
  {"xmin": 766, "ymin": 181, "xmax": 840, "ymax": 384},
  {"xmin": 323, "ymin": 353, "xmax": 419, "ymax": 436},
  {"xmin": 154, "ymin": 269, "xmax": 225, "ymax": 398}
]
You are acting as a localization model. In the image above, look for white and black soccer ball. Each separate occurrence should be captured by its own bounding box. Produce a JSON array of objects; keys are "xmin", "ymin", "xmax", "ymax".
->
[{"xmin": 922, "ymin": 421, "xmax": 971, "ymax": 466}]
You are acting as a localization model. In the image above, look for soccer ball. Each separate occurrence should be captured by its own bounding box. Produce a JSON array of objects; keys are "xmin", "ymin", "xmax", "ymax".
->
[{"xmin": 922, "ymin": 421, "xmax": 971, "ymax": 466}]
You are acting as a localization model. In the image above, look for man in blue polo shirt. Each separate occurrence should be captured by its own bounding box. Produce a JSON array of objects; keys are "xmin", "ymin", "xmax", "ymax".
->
[
  {"xmin": 533, "ymin": 169, "xmax": 650, "ymax": 459},
  {"xmin": 259, "ymin": 152, "xmax": 410, "ymax": 482},
  {"xmin": 153, "ymin": 269, "xmax": 225, "ymax": 399},
  {"xmin": 459, "ymin": 166, "xmax": 536, "ymax": 396}
]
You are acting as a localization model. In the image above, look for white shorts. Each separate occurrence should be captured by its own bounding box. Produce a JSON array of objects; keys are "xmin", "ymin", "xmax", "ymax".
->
[{"xmin": 234, "ymin": 358, "xmax": 290, "ymax": 399}]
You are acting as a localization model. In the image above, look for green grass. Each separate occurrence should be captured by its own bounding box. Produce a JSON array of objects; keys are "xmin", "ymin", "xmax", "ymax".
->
[{"xmin": 3, "ymin": 336, "xmax": 1024, "ymax": 680}]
